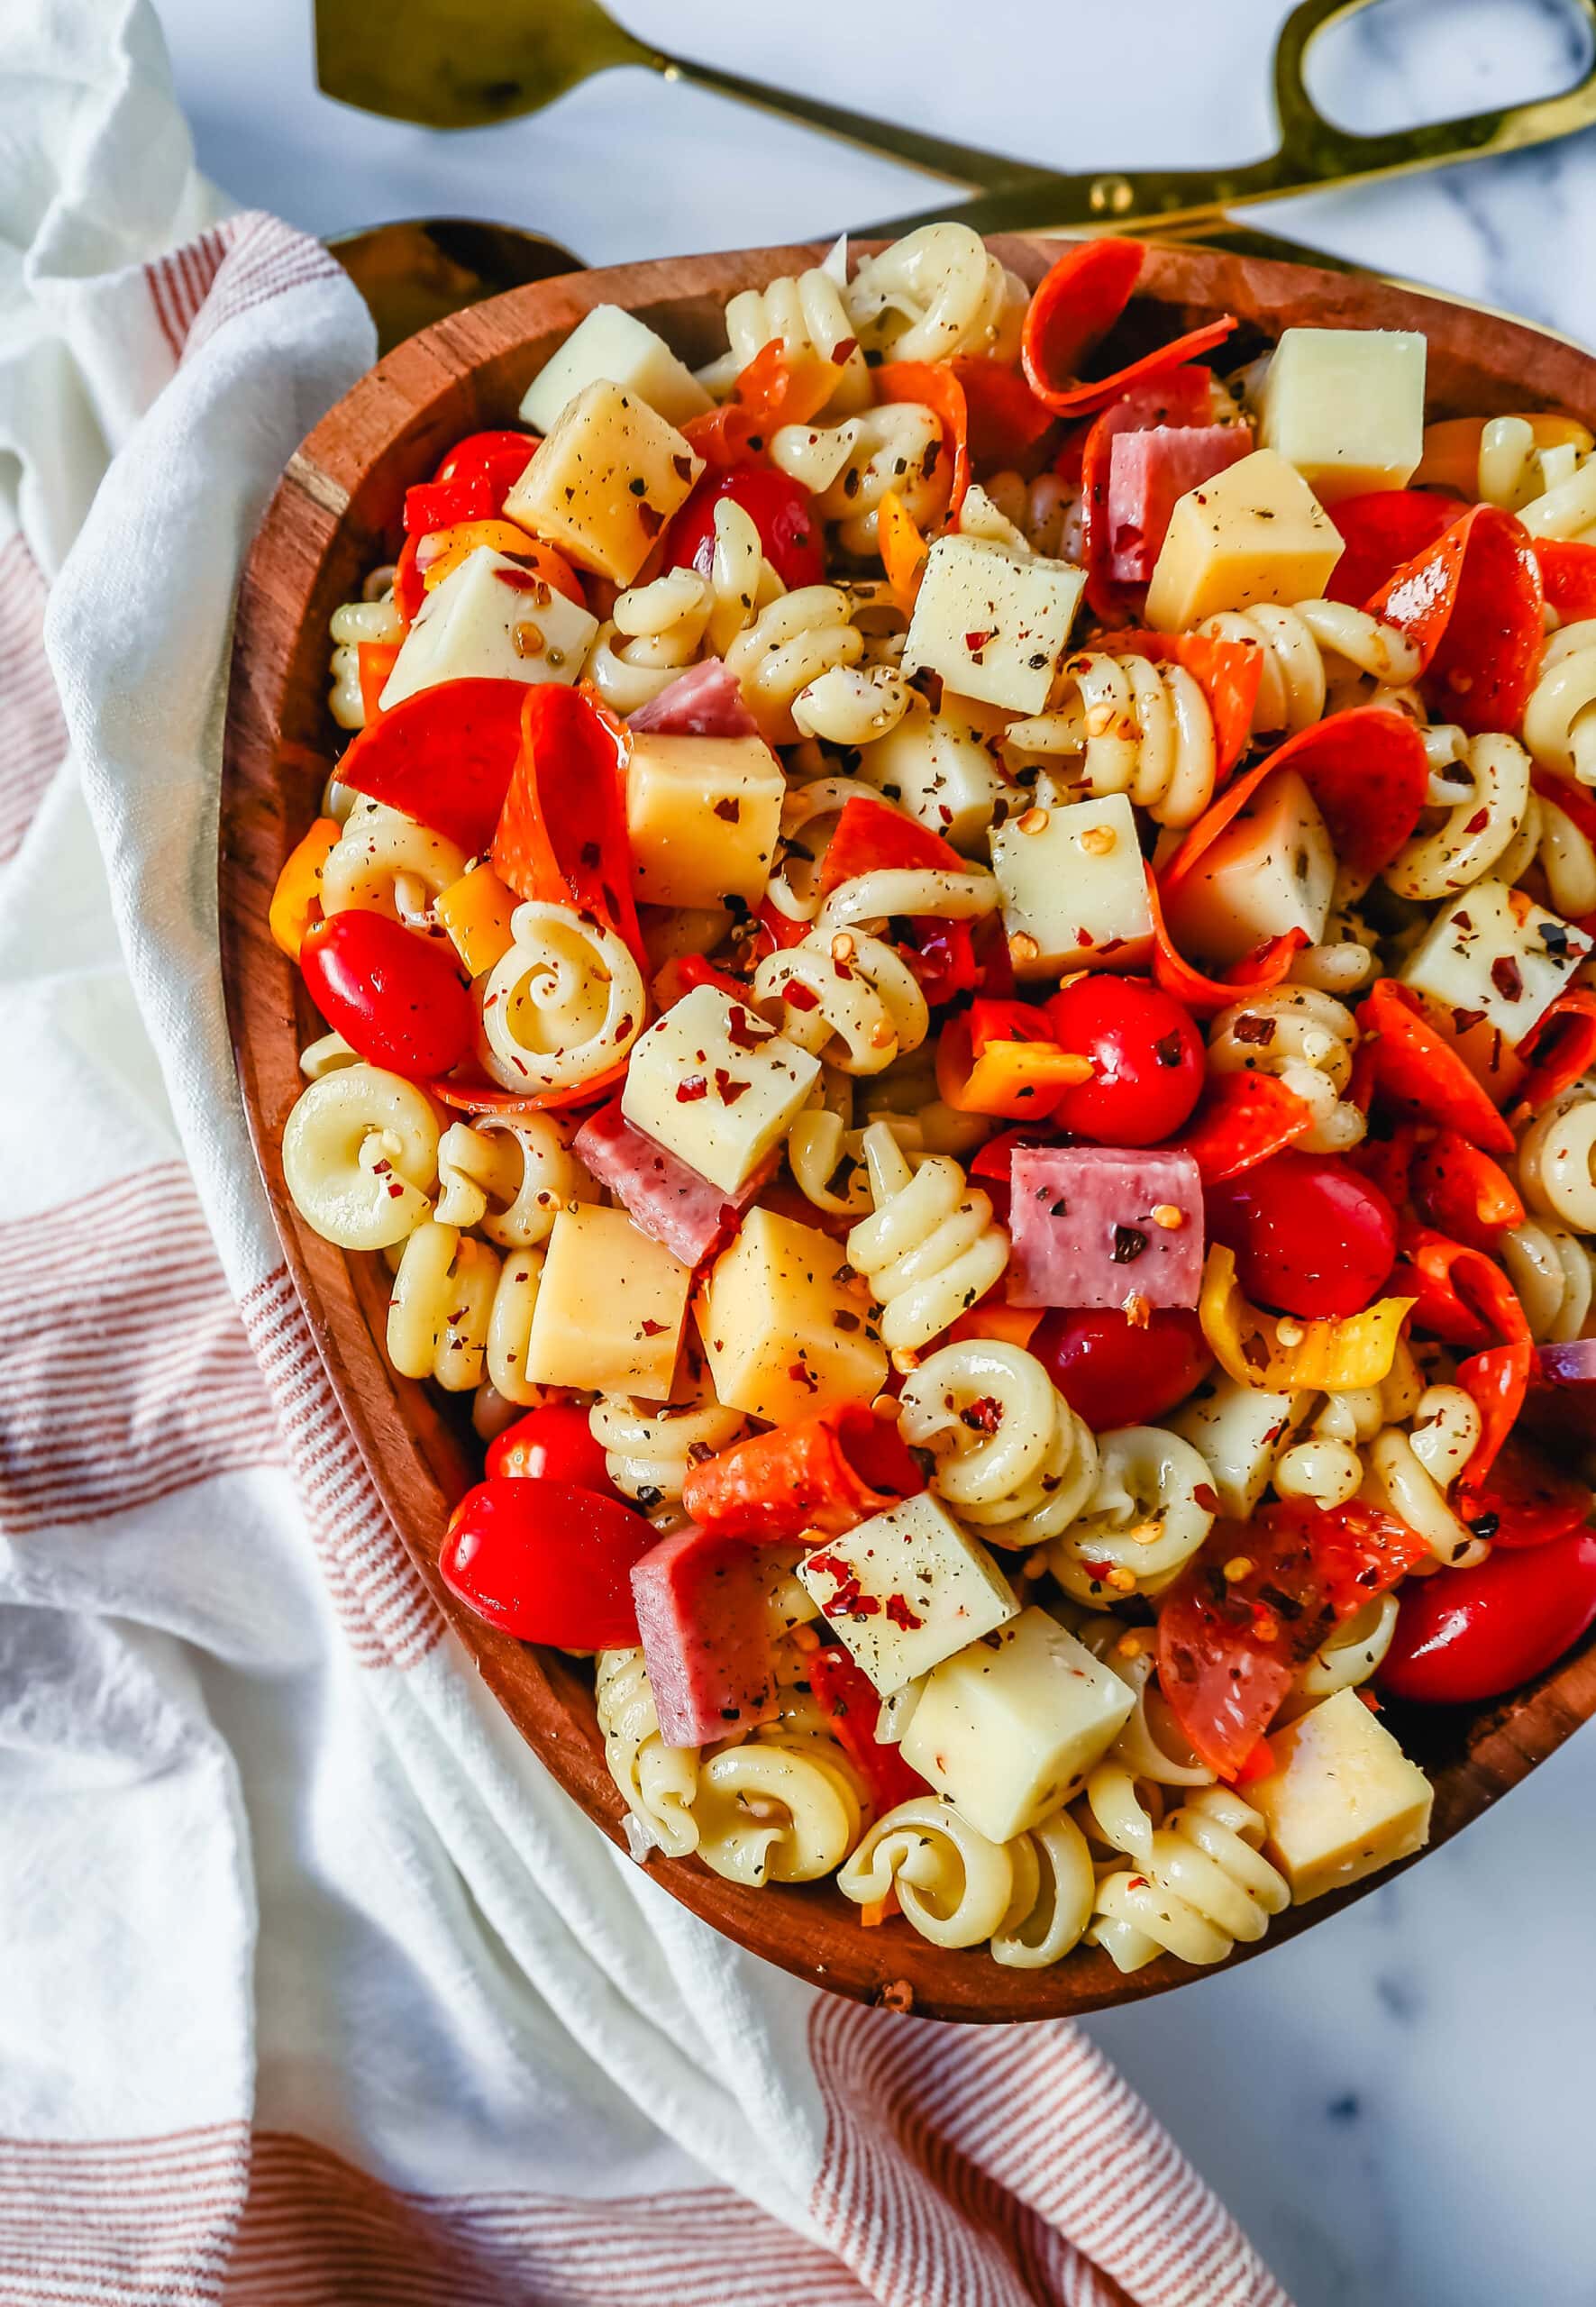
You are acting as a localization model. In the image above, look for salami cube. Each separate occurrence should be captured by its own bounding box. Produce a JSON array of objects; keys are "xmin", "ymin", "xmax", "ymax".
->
[
  {"xmin": 1008, "ymin": 1146, "xmax": 1204, "ymax": 1310},
  {"xmin": 628, "ymin": 658, "xmax": 758, "ymax": 738},
  {"xmin": 573, "ymin": 1098, "xmax": 766, "ymax": 1269},
  {"xmin": 1106, "ymin": 424, "xmax": 1254, "ymax": 586},
  {"xmin": 631, "ymin": 1525, "xmax": 782, "ymax": 1747}
]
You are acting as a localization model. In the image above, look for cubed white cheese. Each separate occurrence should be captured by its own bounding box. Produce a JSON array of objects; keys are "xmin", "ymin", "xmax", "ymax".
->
[
  {"xmin": 1161, "ymin": 770, "xmax": 1336, "ymax": 967},
  {"xmin": 519, "ymin": 304, "xmax": 712, "ymax": 434},
  {"xmin": 625, "ymin": 731, "xmax": 785, "ymax": 909},
  {"xmin": 798, "ymin": 1493, "xmax": 1019, "ymax": 1694},
  {"xmin": 858, "ymin": 693, "xmax": 1007, "ymax": 853},
  {"xmin": 699, "ymin": 1206, "xmax": 887, "ymax": 1422},
  {"xmin": 1400, "ymin": 876, "xmax": 1591, "ymax": 1047},
  {"xmin": 990, "ymin": 789, "xmax": 1153, "ymax": 979},
  {"xmin": 1250, "ymin": 1686, "xmax": 1434, "ymax": 1903},
  {"xmin": 502, "ymin": 379, "xmax": 703, "ymax": 587},
  {"xmin": 524, "ymin": 1205, "xmax": 690, "ymax": 1399},
  {"xmin": 1145, "ymin": 449, "xmax": 1345, "ymax": 632},
  {"xmin": 621, "ymin": 984, "xmax": 818, "ymax": 1195},
  {"xmin": 379, "ymin": 547, "xmax": 598, "ymax": 709},
  {"xmin": 900, "ymin": 1608, "xmax": 1134, "ymax": 1841},
  {"xmin": 1171, "ymin": 1374, "xmax": 1306, "ymax": 1518},
  {"xmin": 1260, "ymin": 327, "xmax": 1427, "ymax": 503},
  {"xmin": 904, "ymin": 533, "xmax": 1085, "ymax": 716}
]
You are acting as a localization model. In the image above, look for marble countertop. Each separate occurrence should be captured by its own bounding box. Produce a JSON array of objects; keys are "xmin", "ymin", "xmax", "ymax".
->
[{"xmin": 150, "ymin": 1, "xmax": 1596, "ymax": 2297}]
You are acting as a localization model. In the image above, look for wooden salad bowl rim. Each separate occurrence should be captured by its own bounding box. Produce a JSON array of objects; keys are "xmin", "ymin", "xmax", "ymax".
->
[{"xmin": 221, "ymin": 236, "xmax": 1596, "ymax": 2022}]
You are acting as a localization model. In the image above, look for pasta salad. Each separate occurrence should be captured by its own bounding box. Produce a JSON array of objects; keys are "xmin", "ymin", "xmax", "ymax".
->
[{"xmin": 273, "ymin": 227, "xmax": 1596, "ymax": 1979}]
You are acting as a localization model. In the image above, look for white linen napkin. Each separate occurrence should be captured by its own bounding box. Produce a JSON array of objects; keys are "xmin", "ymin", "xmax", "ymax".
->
[{"xmin": 0, "ymin": 4, "xmax": 1291, "ymax": 2299}]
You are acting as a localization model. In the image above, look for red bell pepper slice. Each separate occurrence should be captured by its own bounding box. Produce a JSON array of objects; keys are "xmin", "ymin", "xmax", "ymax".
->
[
  {"xmin": 1456, "ymin": 1337, "xmax": 1535, "ymax": 1505},
  {"xmin": 907, "ymin": 916, "xmax": 979, "ymax": 1005},
  {"xmin": 816, "ymin": 795, "xmax": 964, "ymax": 898},
  {"xmin": 1391, "ymin": 1223, "xmax": 1529, "ymax": 1353},
  {"xmin": 433, "ymin": 428, "xmax": 539, "ymax": 506},
  {"xmin": 392, "ymin": 533, "xmax": 426, "ymax": 625},
  {"xmin": 1157, "ymin": 1500, "xmax": 1428, "ymax": 1776},
  {"xmin": 680, "ymin": 1402, "xmax": 924, "ymax": 1545},
  {"xmin": 1079, "ymin": 365, "xmax": 1217, "ymax": 623},
  {"xmin": 1409, "ymin": 1128, "xmax": 1525, "ymax": 1250},
  {"xmin": 1457, "ymin": 1430, "xmax": 1593, "ymax": 1547},
  {"xmin": 1369, "ymin": 502, "xmax": 1544, "ymax": 736},
  {"xmin": 426, "ymin": 1060, "xmax": 631, "ymax": 1117},
  {"xmin": 1345, "ymin": 1122, "xmax": 1418, "ymax": 1211},
  {"xmin": 950, "ymin": 355, "xmax": 1056, "ymax": 471},
  {"xmin": 1535, "ymin": 537, "xmax": 1596, "ymax": 623},
  {"xmin": 681, "ymin": 338, "xmax": 834, "ymax": 469},
  {"xmin": 1509, "ymin": 984, "xmax": 1596, "ymax": 1120},
  {"xmin": 338, "ymin": 676, "xmax": 528, "ymax": 854},
  {"xmin": 807, "ymin": 1644, "xmax": 930, "ymax": 1811},
  {"xmin": 873, "ymin": 360, "xmax": 971, "ymax": 520},
  {"xmin": 1326, "ymin": 488, "xmax": 1467, "ymax": 607},
  {"xmin": 491, "ymin": 684, "xmax": 644, "ymax": 970},
  {"xmin": 1098, "ymin": 626, "xmax": 1263, "ymax": 778},
  {"xmin": 1019, "ymin": 239, "xmax": 1237, "ymax": 419},
  {"xmin": 1145, "ymin": 864, "xmax": 1306, "ymax": 1018},
  {"xmin": 659, "ymin": 950, "xmax": 750, "ymax": 1007},
  {"xmin": 1354, "ymin": 979, "xmax": 1516, "ymax": 1154},
  {"xmin": 1167, "ymin": 1071, "xmax": 1316, "ymax": 1185},
  {"xmin": 356, "ymin": 640, "xmax": 400, "ymax": 724}
]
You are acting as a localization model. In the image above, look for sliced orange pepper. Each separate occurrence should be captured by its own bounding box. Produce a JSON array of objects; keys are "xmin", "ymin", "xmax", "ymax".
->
[
  {"xmin": 420, "ymin": 521, "xmax": 585, "ymax": 606},
  {"xmin": 878, "ymin": 488, "xmax": 929, "ymax": 614},
  {"xmin": 945, "ymin": 1299, "xmax": 1043, "ymax": 1352},
  {"xmin": 436, "ymin": 861, "xmax": 519, "ymax": 978},
  {"xmin": 356, "ymin": 641, "xmax": 400, "ymax": 723},
  {"xmin": 268, "ymin": 816, "xmax": 341, "ymax": 961},
  {"xmin": 873, "ymin": 360, "xmax": 971, "ymax": 520},
  {"xmin": 1414, "ymin": 412, "xmax": 1591, "ymax": 495}
]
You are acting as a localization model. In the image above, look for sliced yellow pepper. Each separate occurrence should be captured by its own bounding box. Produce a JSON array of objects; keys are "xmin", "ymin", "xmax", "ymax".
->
[
  {"xmin": 422, "ymin": 517, "xmax": 539, "ymax": 590},
  {"xmin": 940, "ymin": 1036, "xmax": 1092, "ymax": 1118},
  {"xmin": 436, "ymin": 861, "xmax": 519, "ymax": 976},
  {"xmin": 1414, "ymin": 413, "xmax": 1592, "ymax": 496},
  {"xmin": 878, "ymin": 488, "xmax": 929, "ymax": 615},
  {"xmin": 269, "ymin": 816, "xmax": 341, "ymax": 961},
  {"xmin": 1199, "ymin": 1245, "xmax": 1415, "ymax": 1393}
]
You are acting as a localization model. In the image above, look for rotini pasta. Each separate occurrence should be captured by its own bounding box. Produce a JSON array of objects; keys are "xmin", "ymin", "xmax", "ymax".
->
[
  {"xmin": 434, "ymin": 1114, "xmax": 592, "ymax": 1246},
  {"xmin": 1086, "ymin": 1784, "xmax": 1290, "ymax": 1973},
  {"xmin": 896, "ymin": 1338, "xmax": 1099, "ymax": 1545},
  {"xmin": 321, "ymin": 795, "xmax": 468, "ymax": 926},
  {"xmin": 589, "ymin": 1390, "xmax": 748, "ymax": 1507},
  {"xmin": 479, "ymin": 902, "xmax": 645, "ymax": 1095},
  {"xmin": 281, "ymin": 1063, "xmax": 440, "ymax": 1252},
  {"xmin": 845, "ymin": 223, "xmax": 1026, "ymax": 365},
  {"xmin": 837, "ymin": 1794, "xmax": 1014, "ymax": 1948},
  {"xmin": 1518, "ymin": 1090, "xmax": 1596, "ymax": 1231},
  {"xmin": 1196, "ymin": 599, "xmax": 1422, "ymax": 735},
  {"xmin": 1048, "ymin": 1425, "xmax": 1218, "ymax": 1605},
  {"xmin": 387, "ymin": 1220, "xmax": 545, "ymax": 1401},
  {"xmin": 724, "ymin": 587, "xmax": 865, "ymax": 744},
  {"xmin": 327, "ymin": 592, "xmax": 404, "ymax": 731},
  {"xmin": 752, "ymin": 926, "xmax": 929, "ymax": 1075},
  {"xmin": 771, "ymin": 403, "xmax": 951, "ymax": 556},
  {"xmin": 1523, "ymin": 621, "xmax": 1596, "ymax": 786},
  {"xmin": 1206, "ymin": 986, "xmax": 1365, "ymax": 1154},
  {"xmin": 1003, "ymin": 649, "xmax": 1218, "ymax": 829},
  {"xmin": 845, "ymin": 1122, "xmax": 1009, "ymax": 1354},
  {"xmin": 1501, "ymin": 1216, "xmax": 1595, "ymax": 1342},
  {"xmin": 698, "ymin": 242, "xmax": 871, "ymax": 410}
]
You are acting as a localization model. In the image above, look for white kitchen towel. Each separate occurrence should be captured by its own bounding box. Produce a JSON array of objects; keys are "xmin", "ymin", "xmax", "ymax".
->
[{"xmin": 0, "ymin": 4, "xmax": 1291, "ymax": 2301}]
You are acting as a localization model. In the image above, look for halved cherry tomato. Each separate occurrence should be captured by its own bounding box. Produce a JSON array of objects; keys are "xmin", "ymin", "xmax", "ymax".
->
[
  {"xmin": 300, "ymin": 910, "xmax": 473, "ymax": 1081},
  {"xmin": 486, "ymin": 1401, "xmax": 619, "ymax": 1499},
  {"xmin": 1460, "ymin": 1433, "xmax": 1592, "ymax": 1552},
  {"xmin": 1379, "ymin": 1527, "xmax": 1596, "ymax": 1703},
  {"xmin": 807, "ymin": 1644, "xmax": 930, "ymax": 1811},
  {"xmin": 1044, "ymin": 974, "xmax": 1204, "ymax": 1144},
  {"xmin": 440, "ymin": 1477, "xmax": 652, "ymax": 1648},
  {"xmin": 404, "ymin": 473, "xmax": 495, "ymax": 533},
  {"xmin": 433, "ymin": 428, "xmax": 538, "ymax": 506},
  {"xmin": 1032, "ymin": 1304, "xmax": 1211, "ymax": 1432},
  {"xmin": 664, "ymin": 465, "xmax": 825, "ymax": 592},
  {"xmin": 1206, "ymin": 1151, "xmax": 1399, "ymax": 1320}
]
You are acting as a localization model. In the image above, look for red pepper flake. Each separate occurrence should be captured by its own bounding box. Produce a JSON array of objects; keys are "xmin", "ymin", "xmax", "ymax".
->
[
  {"xmin": 964, "ymin": 629, "xmax": 993, "ymax": 655},
  {"xmin": 1451, "ymin": 1004, "xmax": 1486, "ymax": 1035},
  {"xmin": 714, "ymin": 798, "xmax": 742, "ymax": 823},
  {"xmin": 640, "ymin": 1318, "xmax": 667, "ymax": 1336},
  {"xmin": 726, "ymin": 1005, "xmax": 762, "ymax": 1050},
  {"xmin": 636, "ymin": 502, "xmax": 664, "ymax": 539},
  {"xmin": 960, "ymin": 1395, "xmax": 1003, "ymax": 1435},
  {"xmin": 789, "ymin": 1362, "xmax": 819, "ymax": 1393},
  {"xmin": 677, "ymin": 1076, "xmax": 709, "ymax": 1102},
  {"xmin": 714, "ymin": 1068, "xmax": 751, "ymax": 1105},
  {"xmin": 885, "ymin": 1594, "xmax": 924, "ymax": 1630},
  {"xmin": 1233, "ymin": 1013, "xmax": 1276, "ymax": 1046},
  {"xmin": 1075, "ymin": 926, "xmax": 1094, "ymax": 948},
  {"xmin": 1194, "ymin": 1483, "xmax": 1220, "ymax": 1513},
  {"xmin": 1464, "ymin": 807, "xmax": 1491, "ymax": 835},
  {"xmin": 832, "ymin": 336, "xmax": 858, "ymax": 364},
  {"xmin": 782, "ymin": 980, "xmax": 821, "ymax": 1011},
  {"xmin": 1490, "ymin": 954, "xmax": 1524, "ymax": 1002}
]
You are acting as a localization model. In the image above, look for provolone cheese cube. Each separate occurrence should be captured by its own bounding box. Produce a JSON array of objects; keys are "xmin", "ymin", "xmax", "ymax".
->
[
  {"xmin": 1400, "ymin": 876, "xmax": 1591, "ymax": 1046},
  {"xmin": 1172, "ymin": 1374, "xmax": 1306, "ymax": 1518},
  {"xmin": 524, "ymin": 1205, "xmax": 689, "ymax": 1399},
  {"xmin": 798, "ymin": 1494, "xmax": 1018, "ymax": 1694},
  {"xmin": 622, "ymin": 984, "xmax": 818, "ymax": 1194},
  {"xmin": 520, "ymin": 304, "xmax": 711, "ymax": 434},
  {"xmin": 699, "ymin": 1206, "xmax": 886, "ymax": 1422},
  {"xmin": 502, "ymin": 379, "xmax": 703, "ymax": 586},
  {"xmin": 900, "ymin": 1608, "xmax": 1134, "ymax": 1840},
  {"xmin": 379, "ymin": 547, "xmax": 598, "ymax": 709},
  {"xmin": 1260, "ymin": 327, "xmax": 1427, "ymax": 503},
  {"xmin": 990, "ymin": 790, "xmax": 1153, "ymax": 979},
  {"xmin": 625, "ymin": 731, "xmax": 784, "ymax": 908},
  {"xmin": 1145, "ymin": 449, "xmax": 1345, "ymax": 633},
  {"xmin": 904, "ymin": 534, "xmax": 1085, "ymax": 715},
  {"xmin": 858, "ymin": 693, "xmax": 1007, "ymax": 853},
  {"xmin": 1250, "ymin": 1686, "xmax": 1433, "ymax": 1904},
  {"xmin": 1161, "ymin": 769, "xmax": 1335, "ymax": 967}
]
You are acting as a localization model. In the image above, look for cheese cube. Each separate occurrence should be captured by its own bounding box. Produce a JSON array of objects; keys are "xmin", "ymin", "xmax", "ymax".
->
[
  {"xmin": 622, "ymin": 985, "xmax": 819, "ymax": 1194},
  {"xmin": 1260, "ymin": 327, "xmax": 1427, "ymax": 504},
  {"xmin": 625, "ymin": 731, "xmax": 784, "ymax": 909},
  {"xmin": 524, "ymin": 1205, "xmax": 689, "ymax": 1399},
  {"xmin": 379, "ymin": 547, "xmax": 598, "ymax": 709},
  {"xmin": 1172, "ymin": 1375, "xmax": 1306, "ymax": 1518},
  {"xmin": 798, "ymin": 1494, "xmax": 1018, "ymax": 1694},
  {"xmin": 1250, "ymin": 1687, "xmax": 1433, "ymax": 1903},
  {"xmin": 699, "ymin": 1206, "xmax": 886, "ymax": 1422},
  {"xmin": 1161, "ymin": 770, "xmax": 1336, "ymax": 967},
  {"xmin": 1400, "ymin": 876, "xmax": 1591, "ymax": 1047},
  {"xmin": 858, "ymin": 694, "xmax": 1007, "ymax": 853},
  {"xmin": 904, "ymin": 534, "xmax": 1085, "ymax": 715},
  {"xmin": 900, "ymin": 1608, "xmax": 1134, "ymax": 1840},
  {"xmin": 502, "ymin": 380, "xmax": 704, "ymax": 587},
  {"xmin": 520, "ymin": 303, "xmax": 711, "ymax": 434},
  {"xmin": 990, "ymin": 790, "xmax": 1153, "ymax": 979},
  {"xmin": 1145, "ymin": 449, "xmax": 1345, "ymax": 633}
]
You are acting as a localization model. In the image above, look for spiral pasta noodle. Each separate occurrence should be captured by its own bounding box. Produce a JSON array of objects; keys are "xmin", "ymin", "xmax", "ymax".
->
[
  {"xmin": 837, "ymin": 1794, "xmax": 1014, "ymax": 1948},
  {"xmin": 386, "ymin": 1221, "xmax": 545, "ymax": 1401},
  {"xmin": 434, "ymin": 1115, "xmax": 592, "ymax": 1247},
  {"xmin": 1087, "ymin": 1784, "xmax": 1290, "ymax": 1973},
  {"xmin": 281, "ymin": 1063, "xmax": 441, "ymax": 1253},
  {"xmin": 589, "ymin": 1391, "xmax": 748, "ymax": 1507},
  {"xmin": 897, "ymin": 1338, "xmax": 1099, "ymax": 1546},
  {"xmin": 790, "ymin": 662, "xmax": 912, "ymax": 747},
  {"xmin": 327, "ymin": 593, "xmax": 404, "ymax": 731},
  {"xmin": 321, "ymin": 796, "xmax": 468, "ymax": 926},
  {"xmin": 1206, "ymin": 986, "xmax": 1366, "ymax": 1154},
  {"xmin": 1048, "ymin": 1425, "xmax": 1218, "ymax": 1605},
  {"xmin": 1494, "ymin": 783, "xmax": 1596, "ymax": 918},
  {"xmin": 1518, "ymin": 1090, "xmax": 1596, "ymax": 1231},
  {"xmin": 1196, "ymin": 600, "xmax": 1423, "ymax": 736},
  {"xmin": 771, "ymin": 403, "xmax": 951, "ymax": 556},
  {"xmin": 698, "ymin": 246, "xmax": 871, "ymax": 412},
  {"xmin": 479, "ymin": 902, "xmax": 645, "ymax": 1096},
  {"xmin": 1523, "ymin": 621, "xmax": 1596, "ymax": 787},
  {"xmin": 1278, "ymin": 1591, "xmax": 1400, "ymax": 1721},
  {"xmin": 974, "ymin": 469, "xmax": 1081, "ymax": 561},
  {"xmin": 1476, "ymin": 415, "xmax": 1596, "ymax": 538},
  {"xmin": 846, "ymin": 1122, "xmax": 1009, "ymax": 1354},
  {"xmin": 989, "ymin": 1811, "xmax": 1097, "ymax": 1970},
  {"xmin": 1501, "ymin": 1217, "xmax": 1596, "ymax": 1342},
  {"xmin": 596, "ymin": 1646, "xmax": 702, "ymax": 1858},
  {"xmin": 1065, "ymin": 1614, "xmax": 1215, "ymax": 1787},
  {"xmin": 584, "ymin": 502, "xmax": 784, "ymax": 712},
  {"xmin": 845, "ymin": 223, "xmax": 1026, "ymax": 365},
  {"xmin": 752, "ymin": 925, "xmax": 929, "ymax": 1075},
  {"xmin": 1003, "ymin": 650, "xmax": 1217, "ymax": 829},
  {"xmin": 724, "ymin": 588, "xmax": 866, "ymax": 745},
  {"xmin": 1364, "ymin": 1385, "xmax": 1489, "ymax": 1568},
  {"xmin": 1384, "ymin": 731, "xmax": 1532, "ymax": 901}
]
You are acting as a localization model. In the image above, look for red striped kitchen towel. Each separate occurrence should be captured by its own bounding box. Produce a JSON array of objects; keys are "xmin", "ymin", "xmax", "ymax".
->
[{"xmin": 0, "ymin": 4, "xmax": 1290, "ymax": 2302}]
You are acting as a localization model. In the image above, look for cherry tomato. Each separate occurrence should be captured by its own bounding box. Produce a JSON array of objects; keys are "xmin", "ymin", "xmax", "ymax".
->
[
  {"xmin": 433, "ymin": 428, "xmax": 539, "ymax": 506},
  {"xmin": 300, "ymin": 911, "xmax": 473, "ymax": 1081},
  {"xmin": 1032, "ymin": 1304, "xmax": 1211, "ymax": 1431},
  {"xmin": 1463, "ymin": 1434, "xmax": 1592, "ymax": 1550},
  {"xmin": 487, "ymin": 1401, "xmax": 619, "ymax": 1499},
  {"xmin": 1379, "ymin": 1527, "xmax": 1596, "ymax": 1703},
  {"xmin": 1044, "ymin": 975, "xmax": 1204, "ymax": 1145},
  {"xmin": 440, "ymin": 1477, "xmax": 652, "ymax": 1648},
  {"xmin": 1206, "ymin": 1150, "xmax": 1398, "ymax": 1319},
  {"xmin": 665, "ymin": 467, "xmax": 825, "ymax": 592}
]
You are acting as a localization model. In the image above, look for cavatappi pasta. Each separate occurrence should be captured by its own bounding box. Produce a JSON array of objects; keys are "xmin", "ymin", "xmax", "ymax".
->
[{"xmin": 269, "ymin": 230, "xmax": 1596, "ymax": 1983}]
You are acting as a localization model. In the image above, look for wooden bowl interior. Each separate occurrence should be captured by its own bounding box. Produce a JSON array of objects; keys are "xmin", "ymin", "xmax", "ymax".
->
[{"xmin": 222, "ymin": 239, "xmax": 1596, "ymax": 2022}]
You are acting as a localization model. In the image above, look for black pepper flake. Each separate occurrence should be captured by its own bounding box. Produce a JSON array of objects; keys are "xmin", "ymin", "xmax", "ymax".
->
[
  {"xmin": 628, "ymin": 476, "xmax": 649, "ymax": 497},
  {"xmin": 1111, "ymin": 1225, "xmax": 1147, "ymax": 1263}
]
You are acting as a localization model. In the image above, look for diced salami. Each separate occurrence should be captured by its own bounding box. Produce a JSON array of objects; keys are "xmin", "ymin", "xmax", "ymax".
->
[
  {"xmin": 572, "ymin": 1097, "xmax": 764, "ymax": 1266},
  {"xmin": 630, "ymin": 1525, "xmax": 782, "ymax": 1747},
  {"xmin": 1107, "ymin": 423, "xmax": 1254, "ymax": 584},
  {"xmin": 628, "ymin": 657, "xmax": 758, "ymax": 738},
  {"xmin": 1008, "ymin": 1145, "xmax": 1205, "ymax": 1310}
]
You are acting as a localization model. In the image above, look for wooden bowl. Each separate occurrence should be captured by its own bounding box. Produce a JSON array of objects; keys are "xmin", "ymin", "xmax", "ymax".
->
[{"xmin": 221, "ymin": 238, "xmax": 1596, "ymax": 2023}]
